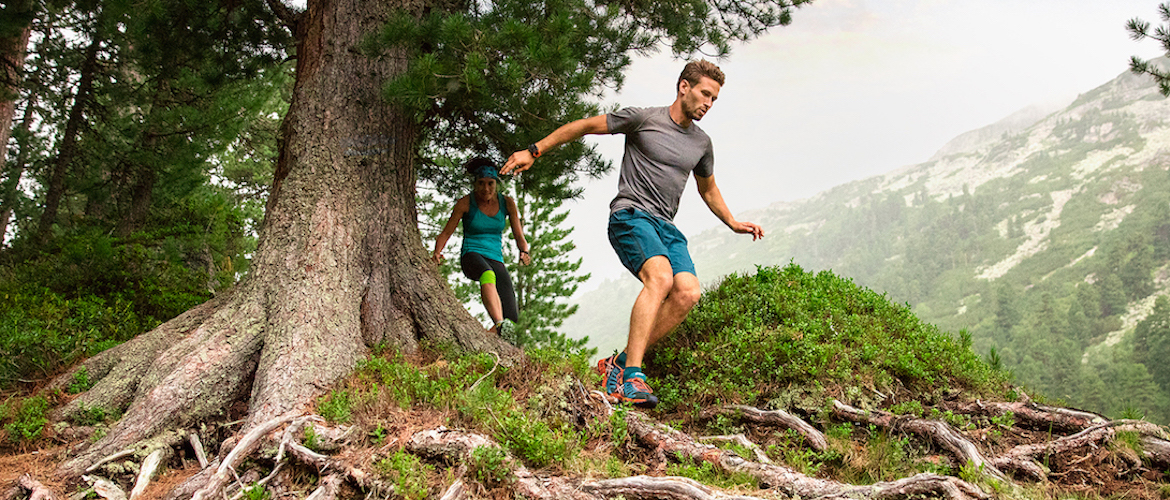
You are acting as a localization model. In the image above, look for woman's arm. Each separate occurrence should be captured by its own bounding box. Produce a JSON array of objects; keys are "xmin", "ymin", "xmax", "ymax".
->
[
  {"xmin": 432, "ymin": 196, "xmax": 470, "ymax": 264},
  {"xmin": 505, "ymin": 196, "xmax": 531, "ymax": 265}
]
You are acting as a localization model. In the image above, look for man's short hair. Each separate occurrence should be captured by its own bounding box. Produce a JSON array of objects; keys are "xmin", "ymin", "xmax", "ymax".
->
[{"xmin": 678, "ymin": 60, "xmax": 725, "ymax": 90}]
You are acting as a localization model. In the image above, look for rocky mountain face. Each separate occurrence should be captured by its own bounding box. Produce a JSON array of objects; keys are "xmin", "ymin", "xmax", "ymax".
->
[{"xmin": 569, "ymin": 60, "xmax": 1170, "ymax": 422}]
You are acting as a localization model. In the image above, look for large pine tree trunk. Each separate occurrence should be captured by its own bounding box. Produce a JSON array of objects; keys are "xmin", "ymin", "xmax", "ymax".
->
[{"xmin": 55, "ymin": 0, "xmax": 506, "ymax": 478}]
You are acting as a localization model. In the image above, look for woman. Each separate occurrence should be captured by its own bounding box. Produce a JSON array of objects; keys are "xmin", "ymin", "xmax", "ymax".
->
[{"xmin": 432, "ymin": 157, "xmax": 531, "ymax": 341}]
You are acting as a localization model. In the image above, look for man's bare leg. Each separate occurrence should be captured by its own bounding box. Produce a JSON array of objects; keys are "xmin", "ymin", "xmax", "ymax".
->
[
  {"xmin": 624, "ymin": 260, "xmax": 701, "ymax": 369},
  {"xmin": 644, "ymin": 271, "xmax": 700, "ymax": 348}
]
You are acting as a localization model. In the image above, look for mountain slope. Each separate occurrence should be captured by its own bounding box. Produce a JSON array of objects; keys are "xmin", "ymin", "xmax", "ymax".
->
[{"xmin": 570, "ymin": 60, "xmax": 1170, "ymax": 423}]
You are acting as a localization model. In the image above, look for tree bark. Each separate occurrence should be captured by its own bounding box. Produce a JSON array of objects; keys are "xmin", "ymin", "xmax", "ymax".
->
[
  {"xmin": 38, "ymin": 29, "xmax": 101, "ymax": 242},
  {"xmin": 55, "ymin": 0, "xmax": 507, "ymax": 480},
  {"xmin": 0, "ymin": 0, "xmax": 33, "ymax": 166}
]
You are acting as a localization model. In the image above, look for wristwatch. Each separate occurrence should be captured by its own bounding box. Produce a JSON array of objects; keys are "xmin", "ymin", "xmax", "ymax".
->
[{"xmin": 527, "ymin": 143, "xmax": 541, "ymax": 158}]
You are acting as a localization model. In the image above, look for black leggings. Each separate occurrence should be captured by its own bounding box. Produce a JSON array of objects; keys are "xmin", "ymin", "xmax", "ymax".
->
[{"xmin": 460, "ymin": 252, "xmax": 519, "ymax": 323}]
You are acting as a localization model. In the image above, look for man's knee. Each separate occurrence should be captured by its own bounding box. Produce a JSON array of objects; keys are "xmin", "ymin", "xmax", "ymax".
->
[
  {"xmin": 671, "ymin": 274, "xmax": 701, "ymax": 309},
  {"xmin": 673, "ymin": 285, "xmax": 700, "ymax": 309}
]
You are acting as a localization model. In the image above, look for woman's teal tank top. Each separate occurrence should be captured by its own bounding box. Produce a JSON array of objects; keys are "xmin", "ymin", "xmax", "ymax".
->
[{"xmin": 460, "ymin": 193, "xmax": 507, "ymax": 262}]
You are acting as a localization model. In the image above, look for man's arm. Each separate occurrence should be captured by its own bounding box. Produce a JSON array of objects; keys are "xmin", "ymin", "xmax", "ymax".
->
[
  {"xmin": 695, "ymin": 174, "xmax": 764, "ymax": 240},
  {"xmin": 501, "ymin": 115, "xmax": 609, "ymax": 175}
]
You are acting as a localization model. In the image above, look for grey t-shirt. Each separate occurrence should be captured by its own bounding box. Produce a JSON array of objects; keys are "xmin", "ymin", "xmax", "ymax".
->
[{"xmin": 606, "ymin": 106, "xmax": 714, "ymax": 222}]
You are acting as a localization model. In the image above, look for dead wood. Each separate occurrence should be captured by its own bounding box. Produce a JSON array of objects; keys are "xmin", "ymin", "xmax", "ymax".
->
[
  {"xmin": 302, "ymin": 474, "xmax": 343, "ymax": 500},
  {"xmin": 189, "ymin": 413, "xmax": 297, "ymax": 500},
  {"xmin": 129, "ymin": 447, "xmax": 170, "ymax": 500},
  {"xmin": 708, "ymin": 405, "xmax": 829, "ymax": 452},
  {"xmin": 625, "ymin": 411, "xmax": 989, "ymax": 500},
  {"xmin": 188, "ymin": 433, "xmax": 209, "ymax": 469},
  {"xmin": 992, "ymin": 419, "xmax": 1170, "ymax": 480},
  {"xmin": 942, "ymin": 400, "xmax": 1107, "ymax": 434},
  {"xmin": 579, "ymin": 475, "xmax": 768, "ymax": 499},
  {"xmin": 16, "ymin": 474, "xmax": 57, "ymax": 500},
  {"xmin": 82, "ymin": 476, "xmax": 126, "ymax": 500},
  {"xmin": 831, "ymin": 400, "xmax": 1008, "ymax": 482},
  {"xmin": 437, "ymin": 479, "xmax": 466, "ymax": 500},
  {"xmin": 700, "ymin": 434, "xmax": 772, "ymax": 464}
]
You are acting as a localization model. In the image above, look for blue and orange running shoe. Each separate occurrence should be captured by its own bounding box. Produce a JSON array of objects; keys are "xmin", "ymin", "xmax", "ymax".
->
[
  {"xmin": 616, "ymin": 372, "xmax": 659, "ymax": 409},
  {"xmin": 596, "ymin": 353, "xmax": 623, "ymax": 395}
]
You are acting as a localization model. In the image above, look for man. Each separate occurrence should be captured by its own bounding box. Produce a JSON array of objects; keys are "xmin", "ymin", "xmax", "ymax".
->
[{"xmin": 502, "ymin": 60, "xmax": 764, "ymax": 408}]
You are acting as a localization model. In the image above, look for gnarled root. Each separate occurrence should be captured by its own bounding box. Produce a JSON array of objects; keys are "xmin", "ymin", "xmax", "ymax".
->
[
  {"xmin": 705, "ymin": 405, "xmax": 829, "ymax": 452},
  {"xmin": 992, "ymin": 419, "xmax": 1170, "ymax": 480},
  {"xmin": 941, "ymin": 400, "xmax": 1108, "ymax": 434},
  {"xmin": 624, "ymin": 410, "xmax": 989, "ymax": 500},
  {"xmin": 831, "ymin": 400, "xmax": 1008, "ymax": 483}
]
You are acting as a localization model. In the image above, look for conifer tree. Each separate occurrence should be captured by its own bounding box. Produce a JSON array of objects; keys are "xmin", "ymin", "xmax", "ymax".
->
[
  {"xmin": 51, "ymin": 0, "xmax": 814, "ymax": 480},
  {"xmin": 1129, "ymin": 2, "xmax": 1170, "ymax": 94},
  {"xmin": 512, "ymin": 188, "xmax": 590, "ymax": 351}
]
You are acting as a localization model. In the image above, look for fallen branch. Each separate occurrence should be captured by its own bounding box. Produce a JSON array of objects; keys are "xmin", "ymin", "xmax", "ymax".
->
[
  {"xmin": 708, "ymin": 405, "xmax": 828, "ymax": 452},
  {"xmin": 831, "ymin": 400, "xmax": 1008, "ymax": 483}
]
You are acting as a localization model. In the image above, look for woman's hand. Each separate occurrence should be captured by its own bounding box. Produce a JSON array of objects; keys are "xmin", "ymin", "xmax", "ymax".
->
[
  {"xmin": 431, "ymin": 251, "xmax": 445, "ymax": 265},
  {"xmin": 519, "ymin": 250, "xmax": 531, "ymax": 266}
]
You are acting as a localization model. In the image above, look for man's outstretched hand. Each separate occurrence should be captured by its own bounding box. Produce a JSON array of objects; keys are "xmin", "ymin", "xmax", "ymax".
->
[
  {"xmin": 501, "ymin": 150, "xmax": 535, "ymax": 175},
  {"xmin": 731, "ymin": 221, "xmax": 764, "ymax": 241}
]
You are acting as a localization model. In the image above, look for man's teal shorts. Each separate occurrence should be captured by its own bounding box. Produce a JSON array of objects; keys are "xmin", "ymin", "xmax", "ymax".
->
[{"xmin": 607, "ymin": 207, "xmax": 696, "ymax": 278}]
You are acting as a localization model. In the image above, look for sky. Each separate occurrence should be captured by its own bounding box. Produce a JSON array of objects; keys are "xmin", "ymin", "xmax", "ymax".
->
[{"xmin": 559, "ymin": 0, "xmax": 1170, "ymax": 292}]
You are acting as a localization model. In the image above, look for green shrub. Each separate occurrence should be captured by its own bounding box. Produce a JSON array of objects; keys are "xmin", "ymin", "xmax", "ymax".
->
[
  {"xmin": 375, "ymin": 450, "xmax": 432, "ymax": 500},
  {"xmin": 72, "ymin": 403, "xmax": 110, "ymax": 426},
  {"xmin": 5, "ymin": 396, "xmax": 49, "ymax": 443},
  {"xmin": 469, "ymin": 446, "xmax": 513, "ymax": 488},
  {"xmin": 649, "ymin": 264, "xmax": 1010, "ymax": 413},
  {"xmin": 495, "ymin": 411, "xmax": 570, "ymax": 468},
  {"xmin": 68, "ymin": 367, "xmax": 93, "ymax": 394},
  {"xmin": 317, "ymin": 390, "xmax": 352, "ymax": 423},
  {"xmin": 666, "ymin": 454, "xmax": 757, "ymax": 489}
]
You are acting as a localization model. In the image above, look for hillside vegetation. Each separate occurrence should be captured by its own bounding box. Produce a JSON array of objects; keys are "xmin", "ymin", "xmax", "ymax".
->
[
  {"xmin": 10, "ymin": 265, "xmax": 1170, "ymax": 499},
  {"xmin": 571, "ymin": 60, "xmax": 1170, "ymax": 426}
]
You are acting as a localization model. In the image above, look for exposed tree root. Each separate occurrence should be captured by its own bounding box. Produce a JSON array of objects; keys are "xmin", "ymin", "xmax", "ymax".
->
[
  {"xmin": 13, "ymin": 474, "xmax": 57, "ymax": 500},
  {"xmin": 831, "ymin": 400, "xmax": 1008, "ymax": 482},
  {"xmin": 700, "ymin": 434, "xmax": 772, "ymax": 464},
  {"xmin": 624, "ymin": 410, "xmax": 990, "ymax": 499},
  {"xmin": 942, "ymin": 400, "xmax": 1108, "ymax": 434},
  {"xmin": 128, "ymin": 447, "xmax": 169, "ymax": 500},
  {"xmin": 581, "ymin": 475, "xmax": 774, "ymax": 499},
  {"xmin": 84, "ymin": 475, "xmax": 127, "ymax": 500},
  {"xmin": 706, "ymin": 405, "xmax": 829, "ymax": 452},
  {"xmin": 991, "ymin": 419, "xmax": 1170, "ymax": 480}
]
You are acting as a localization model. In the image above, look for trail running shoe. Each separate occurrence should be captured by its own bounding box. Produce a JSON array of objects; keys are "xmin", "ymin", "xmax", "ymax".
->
[
  {"xmin": 616, "ymin": 373, "xmax": 659, "ymax": 409},
  {"xmin": 596, "ymin": 353, "xmax": 623, "ymax": 395},
  {"xmin": 496, "ymin": 319, "xmax": 519, "ymax": 346}
]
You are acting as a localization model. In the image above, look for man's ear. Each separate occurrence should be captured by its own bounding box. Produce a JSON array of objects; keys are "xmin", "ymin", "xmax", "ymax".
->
[{"xmin": 677, "ymin": 78, "xmax": 690, "ymax": 97}]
